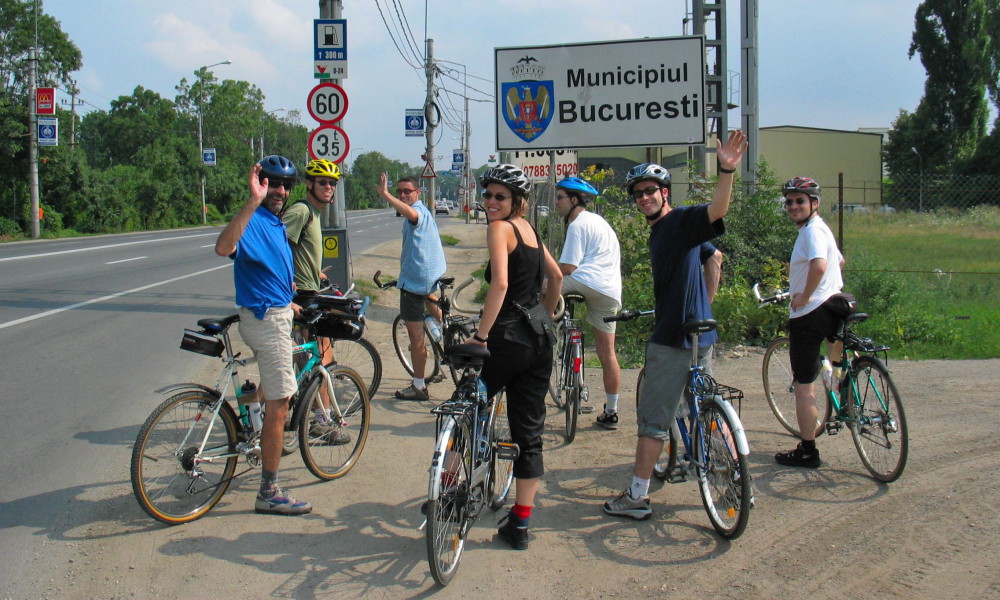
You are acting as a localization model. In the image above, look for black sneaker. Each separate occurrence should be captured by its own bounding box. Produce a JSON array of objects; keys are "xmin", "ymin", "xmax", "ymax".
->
[
  {"xmin": 595, "ymin": 406, "xmax": 619, "ymax": 430},
  {"xmin": 775, "ymin": 443, "xmax": 821, "ymax": 469},
  {"xmin": 497, "ymin": 512, "xmax": 529, "ymax": 550}
]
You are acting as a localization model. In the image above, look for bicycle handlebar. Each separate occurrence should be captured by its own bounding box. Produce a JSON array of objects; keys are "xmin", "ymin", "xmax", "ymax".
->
[
  {"xmin": 752, "ymin": 282, "xmax": 790, "ymax": 308},
  {"xmin": 450, "ymin": 277, "xmax": 481, "ymax": 315},
  {"xmin": 603, "ymin": 308, "xmax": 654, "ymax": 323}
]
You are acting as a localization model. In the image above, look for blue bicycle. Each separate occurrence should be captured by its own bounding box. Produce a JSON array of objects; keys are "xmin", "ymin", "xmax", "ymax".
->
[{"xmin": 607, "ymin": 310, "xmax": 753, "ymax": 539}]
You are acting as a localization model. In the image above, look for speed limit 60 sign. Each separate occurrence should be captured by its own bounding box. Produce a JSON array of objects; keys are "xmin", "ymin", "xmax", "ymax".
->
[
  {"xmin": 307, "ymin": 82, "xmax": 348, "ymax": 124},
  {"xmin": 308, "ymin": 125, "xmax": 350, "ymax": 164}
]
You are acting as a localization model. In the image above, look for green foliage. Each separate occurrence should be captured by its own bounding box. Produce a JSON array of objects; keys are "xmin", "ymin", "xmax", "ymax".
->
[
  {"xmin": 344, "ymin": 151, "xmax": 418, "ymax": 209},
  {"xmin": 0, "ymin": 215, "xmax": 22, "ymax": 238}
]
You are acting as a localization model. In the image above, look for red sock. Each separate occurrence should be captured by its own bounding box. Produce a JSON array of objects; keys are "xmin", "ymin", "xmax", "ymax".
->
[{"xmin": 512, "ymin": 503, "xmax": 532, "ymax": 521}]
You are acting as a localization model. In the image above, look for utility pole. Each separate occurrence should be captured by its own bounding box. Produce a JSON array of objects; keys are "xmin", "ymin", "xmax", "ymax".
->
[
  {"xmin": 741, "ymin": 0, "xmax": 759, "ymax": 186},
  {"xmin": 319, "ymin": 0, "xmax": 346, "ymax": 228},
  {"xmin": 691, "ymin": 0, "xmax": 728, "ymax": 176},
  {"xmin": 424, "ymin": 38, "xmax": 437, "ymax": 206},
  {"xmin": 29, "ymin": 47, "xmax": 40, "ymax": 239},
  {"xmin": 464, "ymin": 94, "xmax": 471, "ymax": 224}
]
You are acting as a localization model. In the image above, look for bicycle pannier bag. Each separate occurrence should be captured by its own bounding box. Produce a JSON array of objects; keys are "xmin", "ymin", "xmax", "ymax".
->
[{"xmin": 180, "ymin": 329, "xmax": 224, "ymax": 357}]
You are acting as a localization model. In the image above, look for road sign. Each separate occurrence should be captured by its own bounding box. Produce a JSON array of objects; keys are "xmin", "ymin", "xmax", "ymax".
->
[
  {"xmin": 37, "ymin": 117, "xmax": 57, "ymax": 146},
  {"xmin": 36, "ymin": 88, "xmax": 55, "ymax": 115},
  {"xmin": 307, "ymin": 82, "xmax": 348, "ymax": 124},
  {"xmin": 203, "ymin": 148, "xmax": 217, "ymax": 166},
  {"xmin": 421, "ymin": 162, "xmax": 436, "ymax": 179},
  {"xmin": 308, "ymin": 125, "xmax": 350, "ymax": 164},
  {"xmin": 452, "ymin": 150, "xmax": 465, "ymax": 164},
  {"xmin": 314, "ymin": 19, "xmax": 348, "ymax": 79},
  {"xmin": 405, "ymin": 109, "xmax": 424, "ymax": 137}
]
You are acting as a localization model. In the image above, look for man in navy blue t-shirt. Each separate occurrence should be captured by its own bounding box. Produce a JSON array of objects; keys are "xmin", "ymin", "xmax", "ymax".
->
[{"xmin": 603, "ymin": 131, "xmax": 747, "ymax": 521}]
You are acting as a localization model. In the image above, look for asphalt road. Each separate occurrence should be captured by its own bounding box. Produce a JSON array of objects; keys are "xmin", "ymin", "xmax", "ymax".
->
[{"xmin": 0, "ymin": 208, "xmax": 407, "ymax": 599}]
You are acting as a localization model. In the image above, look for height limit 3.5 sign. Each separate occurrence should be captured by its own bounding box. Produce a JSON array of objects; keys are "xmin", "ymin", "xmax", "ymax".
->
[{"xmin": 308, "ymin": 125, "xmax": 350, "ymax": 164}]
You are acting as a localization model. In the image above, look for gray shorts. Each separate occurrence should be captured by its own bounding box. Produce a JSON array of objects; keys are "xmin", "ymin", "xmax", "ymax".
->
[
  {"xmin": 399, "ymin": 288, "xmax": 435, "ymax": 322},
  {"xmin": 636, "ymin": 342, "xmax": 713, "ymax": 439},
  {"xmin": 561, "ymin": 276, "xmax": 621, "ymax": 334},
  {"xmin": 237, "ymin": 306, "xmax": 297, "ymax": 401}
]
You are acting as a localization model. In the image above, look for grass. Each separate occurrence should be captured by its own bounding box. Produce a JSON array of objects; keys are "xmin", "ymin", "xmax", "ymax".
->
[{"xmin": 835, "ymin": 206, "xmax": 1000, "ymax": 359}]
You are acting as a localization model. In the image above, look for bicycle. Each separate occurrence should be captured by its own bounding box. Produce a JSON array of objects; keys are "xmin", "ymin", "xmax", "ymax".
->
[
  {"xmin": 755, "ymin": 284, "xmax": 909, "ymax": 482},
  {"xmin": 308, "ymin": 279, "xmax": 383, "ymax": 398},
  {"xmin": 547, "ymin": 293, "xmax": 591, "ymax": 442},
  {"xmin": 373, "ymin": 271, "xmax": 480, "ymax": 388},
  {"xmin": 420, "ymin": 343, "xmax": 516, "ymax": 586},
  {"xmin": 606, "ymin": 310, "xmax": 752, "ymax": 539},
  {"xmin": 130, "ymin": 309, "xmax": 370, "ymax": 525}
]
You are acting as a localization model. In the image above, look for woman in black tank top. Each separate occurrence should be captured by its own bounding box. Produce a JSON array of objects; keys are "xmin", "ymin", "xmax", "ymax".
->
[{"xmin": 466, "ymin": 164, "xmax": 562, "ymax": 550}]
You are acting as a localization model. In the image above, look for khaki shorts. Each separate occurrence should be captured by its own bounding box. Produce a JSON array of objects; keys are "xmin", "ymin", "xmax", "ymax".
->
[
  {"xmin": 561, "ymin": 276, "xmax": 621, "ymax": 334},
  {"xmin": 237, "ymin": 306, "xmax": 297, "ymax": 401},
  {"xmin": 636, "ymin": 342, "xmax": 713, "ymax": 439}
]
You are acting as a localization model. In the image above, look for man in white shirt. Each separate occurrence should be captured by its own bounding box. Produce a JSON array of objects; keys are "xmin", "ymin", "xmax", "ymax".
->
[{"xmin": 554, "ymin": 177, "xmax": 623, "ymax": 429}]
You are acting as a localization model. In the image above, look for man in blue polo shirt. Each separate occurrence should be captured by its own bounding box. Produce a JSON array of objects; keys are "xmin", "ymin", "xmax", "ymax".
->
[
  {"xmin": 603, "ymin": 131, "xmax": 747, "ymax": 521},
  {"xmin": 215, "ymin": 155, "xmax": 311, "ymax": 516}
]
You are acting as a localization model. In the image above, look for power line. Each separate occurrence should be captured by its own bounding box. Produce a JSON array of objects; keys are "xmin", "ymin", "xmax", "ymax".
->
[{"xmin": 373, "ymin": 0, "xmax": 422, "ymax": 71}]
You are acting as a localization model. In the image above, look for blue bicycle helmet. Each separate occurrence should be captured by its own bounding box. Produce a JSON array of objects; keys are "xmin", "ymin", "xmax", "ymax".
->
[
  {"xmin": 556, "ymin": 176, "xmax": 599, "ymax": 204},
  {"xmin": 258, "ymin": 155, "xmax": 298, "ymax": 182}
]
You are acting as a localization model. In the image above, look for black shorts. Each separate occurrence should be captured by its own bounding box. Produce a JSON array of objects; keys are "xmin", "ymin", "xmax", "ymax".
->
[
  {"xmin": 400, "ymin": 288, "xmax": 433, "ymax": 322},
  {"xmin": 788, "ymin": 299, "xmax": 841, "ymax": 384}
]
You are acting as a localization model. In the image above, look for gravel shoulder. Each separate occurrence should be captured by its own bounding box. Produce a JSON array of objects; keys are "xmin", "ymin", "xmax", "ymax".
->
[{"xmin": 24, "ymin": 217, "xmax": 999, "ymax": 600}]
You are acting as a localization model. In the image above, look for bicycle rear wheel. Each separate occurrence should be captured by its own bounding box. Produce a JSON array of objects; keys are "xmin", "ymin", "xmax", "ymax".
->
[
  {"xmin": 762, "ymin": 337, "xmax": 828, "ymax": 438},
  {"xmin": 130, "ymin": 391, "xmax": 239, "ymax": 525},
  {"xmin": 426, "ymin": 418, "xmax": 472, "ymax": 587},
  {"xmin": 564, "ymin": 344, "xmax": 582, "ymax": 443},
  {"xmin": 487, "ymin": 391, "xmax": 514, "ymax": 510},
  {"xmin": 548, "ymin": 323, "xmax": 565, "ymax": 409},
  {"xmin": 330, "ymin": 337, "xmax": 383, "ymax": 397},
  {"xmin": 297, "ymin": 366, "xmax": 370, "ymax": 481},
  {"xmin": 654, "ymin": 418, "xmax": 683, "ymax": 481},
  {"xmin": 846, "ymin": 356, "xmax": 908, "ymax": 482},
  {"xmin": 392, "ymin": 314, "xmax": 441, "ymax": 381},
  {"xmin": 695, "ymin": 397, "xmax": 751, "ymax": 539}
]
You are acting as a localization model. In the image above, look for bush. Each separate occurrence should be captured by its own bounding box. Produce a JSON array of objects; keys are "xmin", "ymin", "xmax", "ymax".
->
[{"xmin": 0, "ymin": 216, "xmax": 22, "ymax": 238}]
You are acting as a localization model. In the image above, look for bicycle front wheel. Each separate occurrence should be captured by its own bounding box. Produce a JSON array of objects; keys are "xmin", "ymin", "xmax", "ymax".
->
[
  {"xmin": 330, "ymin": 337, "xmax": 383, "ymax": 397},
  {"xmin": 297, "ymin": 366, "xmax": 370, "ymax": 481},
  {"xmin": 392, "ymin": 314, "xmax": 441, "ymax": 381},
  {"xmin": 130, "ymin": 391, "xmax": 239, "ymax": 525},
  {"xmin": 762, "ymin": 337, "xmax": 828, "ymax": 438},
  {"xmin": 487, "ymin": 391, "xmax": 514, "ymax": 510},
  {"xmin": 426, "ymin": 418, "xmax": 472, "ymax": 587},
  {"xmin": 845, "ymin": 356, "xmax": 908, "ymax": 482},
  {"xmin": 695, "ymin": 398, "xmax": 751, "ymax": 539},
  {"xmin": 548, "ymin": 324, "xmax": 565, "ymax": 409}
]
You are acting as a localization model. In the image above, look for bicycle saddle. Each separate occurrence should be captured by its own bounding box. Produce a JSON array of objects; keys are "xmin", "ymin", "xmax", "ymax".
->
[
  {"xmin": 563, "ymin": 293, "xmax": 586, "ymax": 304},
  {"xmin": 683, "ymin": 319, "xmax": 717, "ymax": 335},
  {"xmin": 445, "ymin": 343, "xmax": 490, "ymax": 368},
  {"xmin": 198, "ymin": 314, "xmax": 240, "ymax": 332}
]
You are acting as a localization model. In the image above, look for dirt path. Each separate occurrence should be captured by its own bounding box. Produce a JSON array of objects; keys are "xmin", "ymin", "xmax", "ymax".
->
[{"xmin": 34, "ymin": 218, "xmax": 1000, "ymax": 599}]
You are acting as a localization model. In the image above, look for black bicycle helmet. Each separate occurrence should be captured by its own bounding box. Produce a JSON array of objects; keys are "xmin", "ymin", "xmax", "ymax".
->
[
  {"xmin": 782, "ymin": 176, "xmax": 821, "ymax": 202},
  {"xmin": 624, "ymin": 163, "xmax": 671, "ymax": 194},
  {"xmin": 258, "ymin": 155, "xmax": 298, "ymax": 181},
  {"xmin": 479, "ymin": 163, "xmax": 531, "ymax": 196}
]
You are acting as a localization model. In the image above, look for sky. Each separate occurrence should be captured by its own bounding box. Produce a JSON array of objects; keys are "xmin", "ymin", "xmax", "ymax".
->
[{"xmin": 41, "ymin": 0, "xmax": 927, "ymax": 170}]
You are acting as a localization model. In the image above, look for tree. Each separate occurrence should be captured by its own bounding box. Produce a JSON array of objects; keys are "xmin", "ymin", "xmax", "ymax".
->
[
  {"xmin": 885, "ymin": 0, "xmax": 994, "ymax": 178},
  {"xmin": 345, "ymin": 151, "xmax": 417, "ymax": 209}
]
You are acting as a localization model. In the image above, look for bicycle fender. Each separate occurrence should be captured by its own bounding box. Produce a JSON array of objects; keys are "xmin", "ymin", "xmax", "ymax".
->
[
  {"xmin": 428, "ymin": 418, "xmax": 458, "ymax": 501},
  {"xmin": 155, "ymin": 382, "xmax": 220, "ymax": 398},
  {"xmin": 713, "ymin": 397, "xmax": 751, "ymax": 456}
]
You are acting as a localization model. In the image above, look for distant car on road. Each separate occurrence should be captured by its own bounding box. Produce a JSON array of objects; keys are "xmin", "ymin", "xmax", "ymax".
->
[
  {"xmin": 537, "ymin": 206, "xmax": 549, "ymax": 217},
  {"xmin": 434, "ymin": 200, "xmax": 450, "ymax": 215}
]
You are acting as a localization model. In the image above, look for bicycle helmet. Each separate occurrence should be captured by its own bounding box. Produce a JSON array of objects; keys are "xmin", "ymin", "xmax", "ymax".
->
[
  {"xmin": 305, "ymin": 158, "xmax": 341, "ymax": 181},
  {"xmin": 624, "ymin": 163, "xmax": 671, "ymax": 194},
  {"xmin": 258, "ymin": 155, "xmax": 297, "ymax": 181},
  {"xmin": 479, "ymin": 163, "xmax": 531, "ymax": 197},
  {"xmin": 782, "ymin": 176, "xmax": 821, "ymax": 202},
  {"xmin": 556, "ymin": 176, "xmax": 599, "ymax": 204}
]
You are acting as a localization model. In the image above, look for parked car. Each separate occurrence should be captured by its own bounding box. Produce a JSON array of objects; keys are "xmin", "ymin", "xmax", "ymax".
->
[
  {"xmin": 831, "ymin": 203, "xmax": 869, "ymax": 214},
  {"xmin": 434, "ymin": 200, "xmax": 450, "ymax": 215}
]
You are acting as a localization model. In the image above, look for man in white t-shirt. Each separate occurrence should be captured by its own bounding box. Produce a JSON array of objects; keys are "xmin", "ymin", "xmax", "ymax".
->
[
  {"xmin": 777, "ymin": 176, "xmax": 845, "ymax": 469},
  {"xmin": 554, "ymin": 177, "xmax": 623, "ymax": 429}
]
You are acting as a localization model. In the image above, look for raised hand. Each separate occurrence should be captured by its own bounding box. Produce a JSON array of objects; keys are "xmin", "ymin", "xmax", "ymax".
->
[{"xmin": 717, "ymin": 130, "xmax": 748, "ymax": 173}]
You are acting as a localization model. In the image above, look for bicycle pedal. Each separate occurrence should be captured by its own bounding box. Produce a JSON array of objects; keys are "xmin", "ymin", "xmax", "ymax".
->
[
  {"xmin": 665, "ymin": 467, "xmax": 688, "ymax": 484},
  {"xmin": 495, "ymin": 441, "xmax": 520, "ymax": 461},
  {"xmin": 825, "ymin": 420, "xmax": 843, "ymax": 436}
]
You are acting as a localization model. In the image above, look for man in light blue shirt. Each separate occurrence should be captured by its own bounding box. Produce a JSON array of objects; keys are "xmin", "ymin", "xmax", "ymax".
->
[{"xmin": 377, "ymin": 173, "xmax": 446, "ymax": 400}]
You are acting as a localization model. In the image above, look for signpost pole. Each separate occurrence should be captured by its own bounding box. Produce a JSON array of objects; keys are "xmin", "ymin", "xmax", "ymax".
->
[{"xmin": 29, "ymin": 47, "xmax": 40, "ymax": 239}]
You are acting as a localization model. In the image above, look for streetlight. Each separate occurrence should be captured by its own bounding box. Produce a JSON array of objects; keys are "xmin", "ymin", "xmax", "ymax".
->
[
  {"xmin": 911, "ymin": 146, "xmax": 923, "ymax": 212},
  {"xmin": 197, "ymin": 60, "xmax": 232, "ymax": 224},
  {"xmin": 260, "ymin": 108, "xmax": 286, "ymax": 159}
]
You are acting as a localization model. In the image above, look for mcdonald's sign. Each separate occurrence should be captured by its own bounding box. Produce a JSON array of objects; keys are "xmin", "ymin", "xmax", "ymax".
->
[{"xmin": 36, "ymin": 87, "xmax": 55, "ymax": 115}]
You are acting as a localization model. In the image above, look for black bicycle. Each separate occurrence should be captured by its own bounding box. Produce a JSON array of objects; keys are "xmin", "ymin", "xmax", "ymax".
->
[{"xmin": 548, "ymin": 293, "xmax": 591, "ymax": 442}]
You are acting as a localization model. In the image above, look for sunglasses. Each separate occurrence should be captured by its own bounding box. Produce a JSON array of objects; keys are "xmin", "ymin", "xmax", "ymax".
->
[
  {"xmin": 396, "ymin": 188, "xmax": 417, "ymax": 195},
  {"xmin": 481, "ymin": 191, "xmax": 511, "ymax": 202},
  {"xmin": 264, "ymin": 178, "xmax": 295, "ymax": 190},
  {"xmin": 312, "ymin": 179, "xmax": 337, "ymax": 187},
  {"xmin": 784, "ymin": 197, "xmax": 809, "ymax": 206},
  {"xmin": 631, "ymin": 185, "xmax": 660, "ymax": 199}
]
